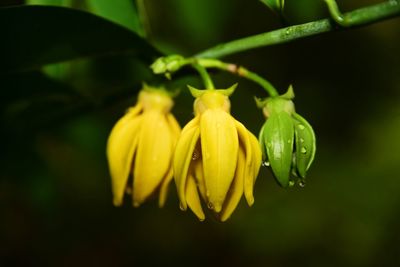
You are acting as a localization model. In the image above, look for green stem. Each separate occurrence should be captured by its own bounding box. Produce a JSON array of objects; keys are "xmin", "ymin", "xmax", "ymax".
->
[
  {"xmin": 191, "ymin": 63, "xmax": 215, "ymax": 89},
  {"xmin": 195, "ymin": 1, "xmax": 400, "ymax": 58},
  {"xmin": 196, "ymin": 58, "xmax": 279, "ymax": 96}
]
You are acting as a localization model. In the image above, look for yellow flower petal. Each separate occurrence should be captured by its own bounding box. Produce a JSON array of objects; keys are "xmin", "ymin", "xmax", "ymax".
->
[
  {"xmin": 173, "ymin": 116, "xmax": 200, "ymax": 210},
  {"xmin": 133, "ymin": 111, "xmax": 173, "ymax": 206},
  {"xmin": 200, "ymin": 110, "xmax": 238, "ymax": 212},
  {"xmin": 245, "ymin": 132, "xmax": 262, "ymax": 206},
  {"xmin": 158, "ymin": 167, "xmax": 174, "ymax": 207},
  {"xmin": 219, "ymin": 147, "xmax": 245, "ymax": 222},
  {"xmin": 186, "ymin": 174, "xmax": 205, "ymax": 221},
  {"xmin": 107, "ymin": 108, "xmax": 142, "ymax": 206},
  {"xmin": 235, "ymin": 120, "xmax": 254, "ymax": 205},
  {"xmin": 192, "ymin": 157, "xmax": 207, "ymax": 201},
  {"xmin": 166, "ymin": 114, "xmax": 181, "ymax": 145}
]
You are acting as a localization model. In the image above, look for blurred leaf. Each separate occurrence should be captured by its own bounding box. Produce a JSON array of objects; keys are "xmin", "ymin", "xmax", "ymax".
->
[
  {"xmin": 0, "ymin": 71, "xmax": 88, "ymax": 130},
  {"xmin": 87, "ymin": 0, "xmax": 144, "ymax": 36},
  {"xmin": 27, "ymin": 0, "xmax": 70, "ymax": 6},
  {"xmin": 0, "ymin": 5, "xmax": 160, "ymax": 73},
  {"xmin": 260, "ymin": 0, "xmax": 285, "ymax": 13}
]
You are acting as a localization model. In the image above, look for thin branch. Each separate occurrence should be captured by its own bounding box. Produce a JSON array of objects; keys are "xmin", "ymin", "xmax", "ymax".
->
[{"xmin": 195, "ymin": 1, "xmax": 400, "ymax": 59}]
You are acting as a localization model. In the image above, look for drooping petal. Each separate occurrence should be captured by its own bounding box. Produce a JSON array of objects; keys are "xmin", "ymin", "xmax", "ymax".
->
[
  {"xmin": 244, "ymin": 131, "xmax": 262, "ymax": 206},
  {"xmin": 219, "ymin": 147, "xmax": 245, "ymax": 222},
  {"xmin": 107, "ymin": 108, "xmax": 143, "ymax": 206},
  {"xmin": 133, "ymin": 111, "xmax": 173, "ymax": 206},
  {"xmin": 186, "ymin": 174, "xmax": 205, "ymax": 221},
  {"xmin": 158, "ymin": 166, "xmax": 174, "ymax": 207},
  {"xmin": 166, "ymin": 114, "xmax": 181, "ymax": 146},
  {"xmin": 200, "ymin": 110, "xmax": 238, "ymax": 212},
  {"xmin": 173, "ymin": 116, "xmax": 200, "ymax": 210},
  {"xmin": 249, "ymin": 132, "xmax": 262, "ymax": 181},
  {"xmin": 192, "ymin": 156, "xmax": 207, "ymax": 201},
  {"xmin": 235, "ymin": 121, "xmax": 254, "ymax": 206}
]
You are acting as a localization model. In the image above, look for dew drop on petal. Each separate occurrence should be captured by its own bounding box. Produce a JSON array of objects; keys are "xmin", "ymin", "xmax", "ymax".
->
[
  {"xmin": 207, "ymin": 202, "xmax": 214, "ymax": 210},
  {"xmin": 179, "ymin": 203, "xmax": 185, "ymax": 211},
  {"xmin": 192, "ymin": 150, "xmax": 200, "ymax": 160}
]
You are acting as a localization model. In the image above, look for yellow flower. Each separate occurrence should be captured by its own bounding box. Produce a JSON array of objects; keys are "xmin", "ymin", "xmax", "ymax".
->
[
  {"xmin": 174, "ymin": 85, "xmax": 261, "ymax": 221},
  {"xmin": 107, "ymin": 86, "xmax": 180, "ymax": 207}
]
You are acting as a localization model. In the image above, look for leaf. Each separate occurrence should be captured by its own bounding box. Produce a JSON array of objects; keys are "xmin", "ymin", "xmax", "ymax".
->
[
  {"xmin": 86, "ymin": 0, "xmax": 145, "ymax": 36},
  {"xmin": 27, "ymin": 0, "xmax": 70, "ymax": 6},
  {"xmin": 0, "ymin": 5, "xmax": 160, "ymax": 73},
  {"xmin": 260, "ymin": 0, "xmax": 285, "ymax": 14}
]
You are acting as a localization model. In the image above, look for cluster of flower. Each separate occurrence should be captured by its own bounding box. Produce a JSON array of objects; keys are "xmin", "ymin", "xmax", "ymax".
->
[{"xmin": 107, "ymin": 84, "xmax": 315, "ymax": 221}]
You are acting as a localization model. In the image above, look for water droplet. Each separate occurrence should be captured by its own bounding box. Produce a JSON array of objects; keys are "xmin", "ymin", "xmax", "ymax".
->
[
  {"xmin": 262, "ymin": 161, "xmax": 270, "ymax": 167},
  {"xmin": 125, "ymin": 187, "xmax": 132, "ymax": 195},
  {"xmin": 192, "ymin": 150, "xmax": 200, "ymax": 160},
  {"xmin": 207, "ymin": 202, "xmax": 214, "ymax": 210},
  {"xmin": 300, "ymin": 147, "xmax": 307, "ymax": 154},
  {"xmin": 299, "ymin": 181, "xmax": 306, "ymax": 188},
  {"xmin": 288, "ymin": 180, "xmax": 295, "ymax": 187},
  {"xmin": 300, "ymin": 138, "xmax": 304, "ymax": 143},
  {"xmin": 298, "ymin": 124, "xmax": 305, "ymax": 130},
  {"xmin": 285, "ymin": 28, "xmax": 291, "ymax": 35},
  {"xmin": 287, "ymin": 139, "xmax": 292, "ymax": 144},
  {"xmin": 179, "ymin": 203, "xmax": 185, "ymax": 211}
]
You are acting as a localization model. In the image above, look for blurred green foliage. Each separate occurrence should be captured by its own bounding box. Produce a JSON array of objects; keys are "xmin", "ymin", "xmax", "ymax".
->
[{"xmin": 1, "ymin": 0, "xmax": 400, "ymax": 266}]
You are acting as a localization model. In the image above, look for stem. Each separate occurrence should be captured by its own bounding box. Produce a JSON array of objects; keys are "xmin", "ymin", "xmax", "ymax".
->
[
  {"xmin": 195, "ymin": 1, "xmax": 400, "ymax": 58},
  {"xmin": 191, "ymin": 63, "xmax": 215, "ymax": 89},
  {"xmin": 197, "ymin": 58, "xmax": 279, "ymax": 96}
]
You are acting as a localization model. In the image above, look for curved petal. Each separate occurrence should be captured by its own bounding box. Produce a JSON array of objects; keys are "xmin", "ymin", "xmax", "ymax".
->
[
  {"xmin": 107, "ymin": 107, "xmax": 143, "ymax": 206},
  {"xmin": 192, "ymin": 156, "xmax": 207, "ymax": 201},
  {"xmin": 173, "ymin": 116, "xmax": 200, "ymax": 210},
  {"xmin": 133, "ymin": 111, "xmax": 173, "ymax": 206},
  {"xmin": 219, "ymin": 147, "xmax": 245, "ymax": 222},
  {"xmin": 186, "ymin": 174, "xmax": 205, "ymax": 221},
  {"xmin": 235, "ymin": 121, "xmax": 254, "ymax": 206},
  {"xmin": 166, "ymin": 114, "xmax": 181, "ymax": 146},
  {"xmin": 158, "ymin": 166, "xmax": 174, "ymax": 208},
  {"xmin": 200, "ymin": 110, "xmax": 238, "ymax": 212},
  {"xmin": 245, "ymin": 131, "xmax": 262, "ymax": 206}
]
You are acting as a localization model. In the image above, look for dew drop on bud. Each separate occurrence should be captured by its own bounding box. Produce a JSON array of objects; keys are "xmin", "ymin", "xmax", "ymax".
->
[
  {"xmin": 298, "ymin": 124, "xmax": 305, "ymax": 130},
  {"xmin": 262, "ymin": 161, "xmax": 270, "ymax": 167},
  {"xmin": 300, "ymin": 147, "xmax": 307, "ymax": 154},
  {"xmin": 300, "ymin": 138, "xmax": 304, "ymax": 143}
]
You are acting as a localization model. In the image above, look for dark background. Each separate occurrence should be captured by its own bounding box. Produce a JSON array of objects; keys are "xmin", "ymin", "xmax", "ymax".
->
[{"xmin": 1, "ymin": 0, "xmax": 400, "ymax": 266}]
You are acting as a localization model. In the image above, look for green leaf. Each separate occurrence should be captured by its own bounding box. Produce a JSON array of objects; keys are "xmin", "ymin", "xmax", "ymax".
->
[
  {"xmin": 27, "ymin": 0, "xmax": 70, "ymax": 6},
  {"xmin": 260, "ymin": 0, "xmax": 285, "ymax": 13},
  {"xmin": 293, "ymin": 113, "xmax": 316, "ymax": 178},
  {"xmin": 86, "ymin": 0, "xmax": 144, "ymax": 36},
  {"xmin": 262, "ymin": 111, "xmax": 294, "ymax": 187},
  {"xmin": 0, "ymin": 5, "xmax": 160, "ymax": 73}
]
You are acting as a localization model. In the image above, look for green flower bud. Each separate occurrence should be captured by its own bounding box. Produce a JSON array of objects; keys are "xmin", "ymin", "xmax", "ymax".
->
[
  {"xmin": 150, "ymin": 55, "xmax": 185, "ymax": 75},
  {"xmin": 257, "ymin": 86, "xmax": 316, "ymax": 188}
]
